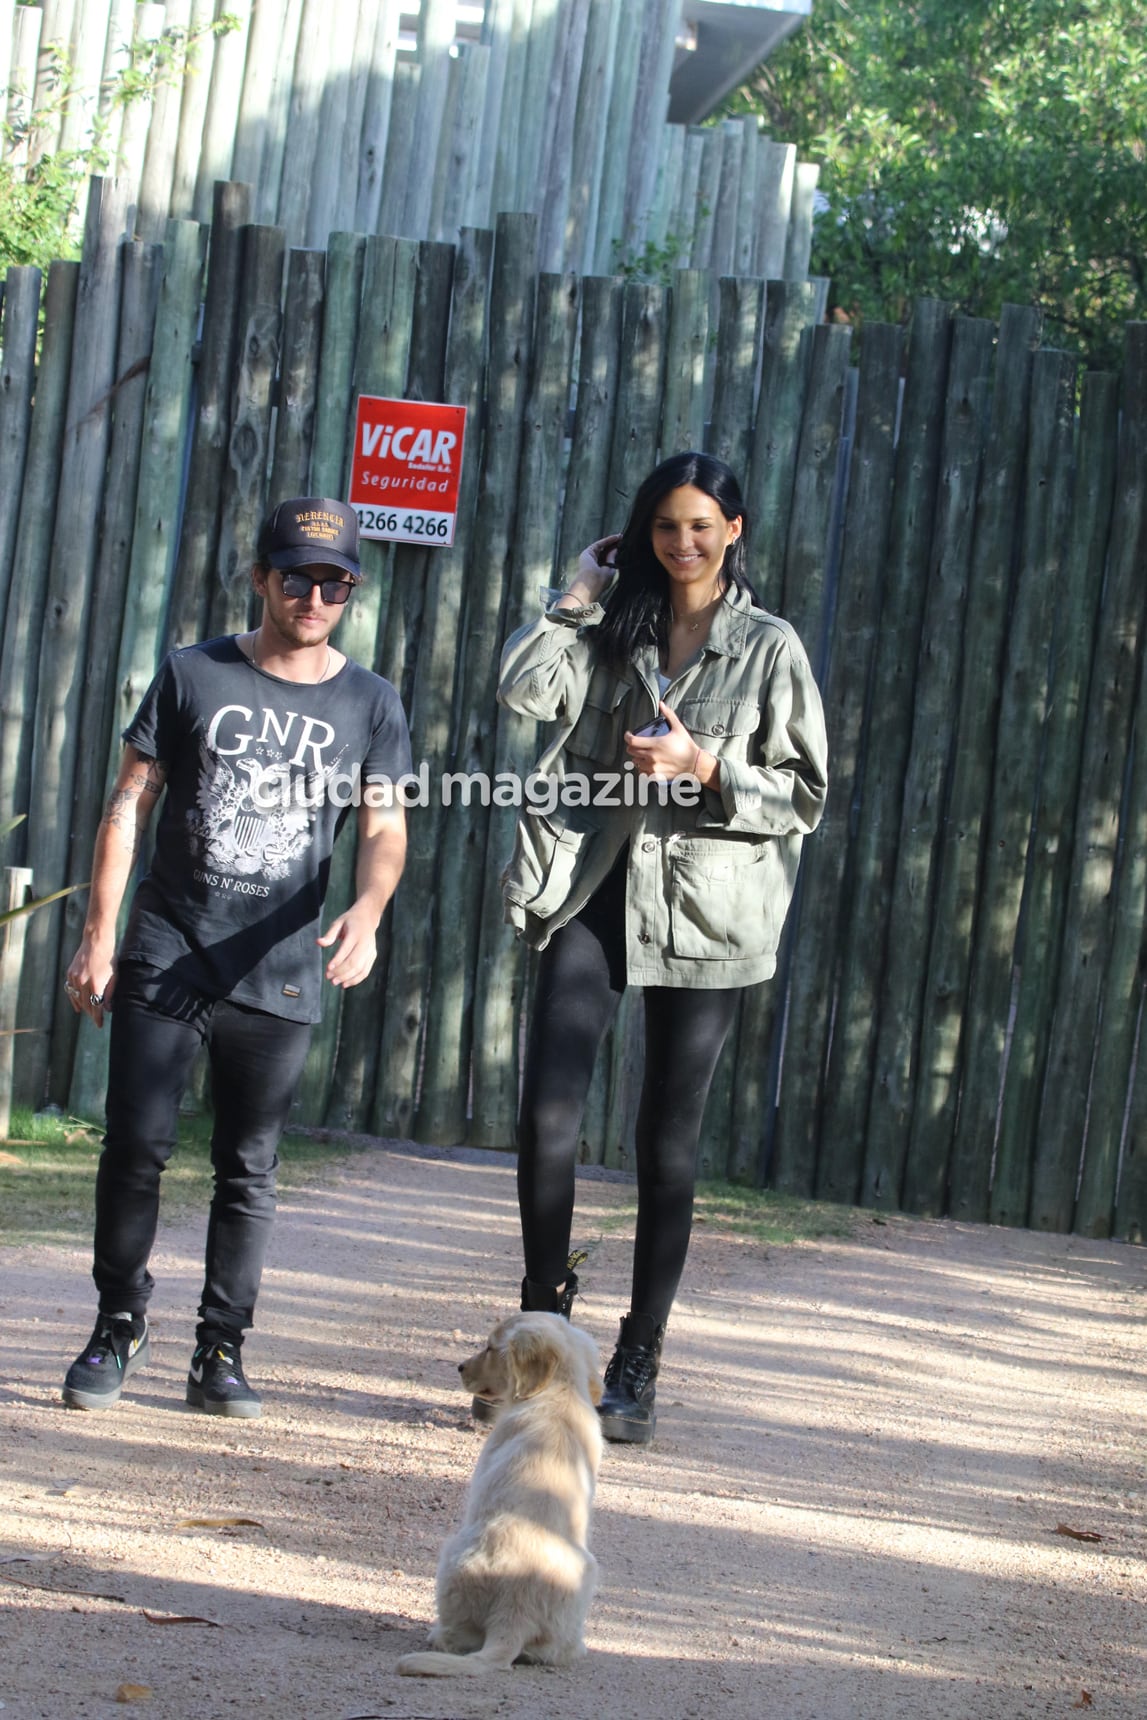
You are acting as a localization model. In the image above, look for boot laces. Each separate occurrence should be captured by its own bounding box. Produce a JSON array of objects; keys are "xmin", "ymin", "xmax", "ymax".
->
[{"xmin": 604, "ymin": 1341, "xmax": 656, "ymax": 1395}]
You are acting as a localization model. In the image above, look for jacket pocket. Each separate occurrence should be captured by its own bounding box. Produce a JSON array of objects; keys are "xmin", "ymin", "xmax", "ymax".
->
[
  {"xmin": 674, "ymin": 695, "xmax": 761, "ymax": 745},
  {"xmin": 668, "ymin": 837, "xmax": 781, "ymax": 960},
  {"xmin": 564, "ymin": 668, "xmax": 630, "ymax": 765},
  {"xmin": 502, "ymin": 813, "xmax": 597, "ymax": 920}
]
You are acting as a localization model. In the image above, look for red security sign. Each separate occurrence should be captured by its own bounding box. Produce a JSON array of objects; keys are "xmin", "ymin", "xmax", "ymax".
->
[{"xmin": 348, "ymin": 395, "xmax": 468, "ymax": 546}]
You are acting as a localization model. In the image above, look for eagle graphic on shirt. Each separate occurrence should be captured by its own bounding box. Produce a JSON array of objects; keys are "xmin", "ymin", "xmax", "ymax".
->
[{"xmin": 187, "ymin": 749, "xmax": 342, "ymax": 880}]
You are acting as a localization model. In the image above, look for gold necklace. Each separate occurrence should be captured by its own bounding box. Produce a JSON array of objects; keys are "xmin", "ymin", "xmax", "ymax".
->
[{"xmin": 672, "ymin": 584, "xmax": 725, "ymax": 632}]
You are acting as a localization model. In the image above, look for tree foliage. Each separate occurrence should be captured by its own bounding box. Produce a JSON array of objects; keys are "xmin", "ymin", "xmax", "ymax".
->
[{"xmin": 726, "ymin": 0, "xmax": 1147, "ymax": 366}]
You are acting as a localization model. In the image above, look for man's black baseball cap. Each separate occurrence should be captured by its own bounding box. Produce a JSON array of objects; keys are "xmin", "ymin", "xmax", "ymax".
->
[{"xmin": 257, "ymin": 497, "xmax": 361, "ymax": 578}]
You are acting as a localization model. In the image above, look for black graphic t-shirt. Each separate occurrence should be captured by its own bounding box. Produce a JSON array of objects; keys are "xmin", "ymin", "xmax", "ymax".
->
[{"xmin": 119, "ymin": 637, "xmax": 412, "ymax": 1022}]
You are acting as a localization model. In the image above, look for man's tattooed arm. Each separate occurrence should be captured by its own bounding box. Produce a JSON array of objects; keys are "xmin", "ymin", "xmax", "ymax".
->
[{"xmin": 102, "ymin": 757, "xmax": 167, "ymax": 855}]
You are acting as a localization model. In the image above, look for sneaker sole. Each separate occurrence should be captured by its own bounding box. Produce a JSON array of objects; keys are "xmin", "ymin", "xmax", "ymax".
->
[
  {"xmin": 186, "ymin": 1385, "xmax": 262, "ymax": 1418},
  {"xmin": 62, "ymin": 1338, "xmax": 150, "ymax": 1411}
]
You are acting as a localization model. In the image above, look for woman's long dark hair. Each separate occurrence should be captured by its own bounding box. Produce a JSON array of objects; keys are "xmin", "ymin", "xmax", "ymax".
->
[{"xmin": 594, "ymin": 451, "xmax": 756, "ymax": 672}]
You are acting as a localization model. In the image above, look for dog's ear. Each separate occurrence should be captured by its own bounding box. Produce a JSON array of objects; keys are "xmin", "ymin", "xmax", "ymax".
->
[{"xmin": 508, "ymin": 1326, "xmax": 559, "ymax": 1400}]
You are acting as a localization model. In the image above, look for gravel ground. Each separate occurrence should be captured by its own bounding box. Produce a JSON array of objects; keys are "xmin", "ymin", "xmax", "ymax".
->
[{"xmin": 1, "ymin": 1139, "xmax": 1144, "ymax": 1720}]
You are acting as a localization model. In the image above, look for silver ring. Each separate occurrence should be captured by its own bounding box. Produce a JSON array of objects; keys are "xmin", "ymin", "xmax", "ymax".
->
[
  {"xmin": 64, "ymin": 981, "xmax": 79, "ymax": 996},
  {"xmin": 89, "ymin": 992, "xmax": 104, "ymax": 1008}
]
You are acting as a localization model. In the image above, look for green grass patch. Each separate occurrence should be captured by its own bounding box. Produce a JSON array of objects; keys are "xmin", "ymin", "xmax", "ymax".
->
[
  {"xmin": 0, "ymin": 1108, "xmax": 363, "ymax": 1247},
  {"xmin": 595, "ymin": 1177, "xmax": 859, "ymax": 1247}
]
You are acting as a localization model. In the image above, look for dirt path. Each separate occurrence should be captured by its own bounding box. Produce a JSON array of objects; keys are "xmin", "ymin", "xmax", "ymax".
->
[{"xmin": 1, "ymin": 1140, "xmax": 1144, "ymax": 1720}]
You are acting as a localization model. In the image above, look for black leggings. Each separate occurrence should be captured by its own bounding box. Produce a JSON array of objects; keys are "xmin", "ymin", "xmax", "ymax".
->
[
  {"xmin": 94, "ymin": 963, "xmax": 313, "ymax": 1340},
  {"xmin": 516, "ymin": 860, "xmax": 740, "ymax": 1327}
]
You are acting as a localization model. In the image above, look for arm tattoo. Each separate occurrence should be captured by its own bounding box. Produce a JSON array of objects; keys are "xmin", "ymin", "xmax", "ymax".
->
[{"xmin": 102, "ymin": 759, "xmax": 167, "ymax": 853}]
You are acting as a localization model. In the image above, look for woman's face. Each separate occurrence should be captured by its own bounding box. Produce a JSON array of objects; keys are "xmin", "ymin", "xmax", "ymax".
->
[{"xmin": 649, "ymin": 484, "xmax": 742, "ymax": 593}]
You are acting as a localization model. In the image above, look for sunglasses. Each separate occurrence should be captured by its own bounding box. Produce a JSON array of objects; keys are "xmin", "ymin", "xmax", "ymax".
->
[{"xmin": 278, "ymin": 570, "xmax": 355, "ymax": 604}]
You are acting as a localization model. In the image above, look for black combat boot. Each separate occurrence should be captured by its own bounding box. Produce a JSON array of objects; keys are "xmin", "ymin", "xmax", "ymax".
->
[
  {"xmin": 470, "ymin": 1259, "xmax": 582, "ymax": 1425},
  {"xmin": 597, "ymin": 1312, "xmax": 664, "ymax": 1445}
]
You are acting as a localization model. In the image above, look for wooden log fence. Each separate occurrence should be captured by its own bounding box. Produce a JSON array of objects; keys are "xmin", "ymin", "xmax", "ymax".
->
[
  {"xmin": 1, "ymin": 183, "xmax": 1146, "ymax": 1242},
  {"xmin": 2, "ymin": 0, "xmax": 818, "ymax": 282}
]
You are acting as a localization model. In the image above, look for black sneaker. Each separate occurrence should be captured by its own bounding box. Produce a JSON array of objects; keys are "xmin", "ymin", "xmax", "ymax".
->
[
  {"xmin": 62, "ymin": 1314, "xmax": 149, "ymax": 1410},
  {"xmin": 597, "ymin": 1313, "xmax": 664, "ymax": 1445},
  {"xmin": 471, "ymin": 1258, "xmax": 584, "ymax": 1425},
  {"xmin": 186, "ymin": 1337, "xmax": 261, "ymax": 1418}
]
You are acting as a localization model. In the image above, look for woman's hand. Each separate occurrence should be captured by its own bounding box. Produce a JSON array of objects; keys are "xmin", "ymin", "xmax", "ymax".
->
[
  {"xmin": 560, "ymin": 533, "xmax": 620, "ymax": 608},
  {"xmin": 624, "ymin": 703, "xmax": 712, "ymax": 781}
]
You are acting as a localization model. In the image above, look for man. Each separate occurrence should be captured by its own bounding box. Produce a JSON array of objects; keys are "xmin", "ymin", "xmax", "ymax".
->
[{"xmin": 61, "ymin": 497, "xmax": 409, "ymax": 1417}]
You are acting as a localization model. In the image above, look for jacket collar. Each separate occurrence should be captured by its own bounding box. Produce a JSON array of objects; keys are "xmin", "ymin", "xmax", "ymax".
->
[
  {"xmin": 629, "ymin": 583, "xmax": 755, "ymax": 694},
  {"xmin": 703, "ymin": 582, "xmax": 753, "ymax": 658}
]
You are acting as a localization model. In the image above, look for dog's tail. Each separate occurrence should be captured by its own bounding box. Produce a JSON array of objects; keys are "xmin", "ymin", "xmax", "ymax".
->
[{"xmin": 396, "ymin": 1640, "xmax": 518, "ymax": 1678}]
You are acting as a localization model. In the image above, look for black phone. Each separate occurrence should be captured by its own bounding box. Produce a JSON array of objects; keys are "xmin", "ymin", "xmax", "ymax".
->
[{"xmin": 634, "ymin": 716, "xmax": 670, "ymax": 737}]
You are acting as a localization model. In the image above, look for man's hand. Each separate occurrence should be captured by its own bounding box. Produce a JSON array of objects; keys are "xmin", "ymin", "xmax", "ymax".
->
[
  {"xmin": 64, "ymin": 937, "xmax": 117, "ymax": 1029},
  {"xmin": 317, "ymin": 799, "xmax": 407, "ymax": 988},
  {"xmin": 63, "ymin": 745, "xmax": 166, "ymax": 1029},
  {"xmin": 317, "ymin": 901, "xmax": 383, "ymax": 989}
]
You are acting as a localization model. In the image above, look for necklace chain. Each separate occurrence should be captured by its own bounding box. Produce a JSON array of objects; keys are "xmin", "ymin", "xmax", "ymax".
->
[
  {"xmin": 672, "ymin": 583, "xmax": 725, "ymax": 632},
  {"xmin": 248, "ymin": 632, "xmax": 332, "ymax": 683}
]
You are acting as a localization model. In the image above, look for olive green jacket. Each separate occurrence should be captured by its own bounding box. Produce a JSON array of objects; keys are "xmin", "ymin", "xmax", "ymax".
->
[{"xmin": 497, "ymin": 583, "xmax": 829, "ymax": 988}]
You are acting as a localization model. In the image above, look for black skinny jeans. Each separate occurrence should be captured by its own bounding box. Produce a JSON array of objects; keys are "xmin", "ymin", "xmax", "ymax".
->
[
  {"xmin": 516, "ymin": 859, "xmax": 740, "ymax": 1328},
  {"xmin": 94, "ymin": 964, "xmax": 312, "ymax": 1340}
]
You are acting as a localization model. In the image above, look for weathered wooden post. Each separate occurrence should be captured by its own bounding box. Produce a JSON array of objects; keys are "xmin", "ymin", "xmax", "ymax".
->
[
  {"xmin": 166, "ymin": 180, "xmax": 253, "ymax": 652},
  {"xmin": 319, "ymin": 234, "xmax": 420, "ymax": 1129},
  {"xmin": 17, "ymin": 177, "xmax": 129, "ymax": 1109},
  {"xmin": 355, "ymin": 0, "xmax": 402, "ymax": 234},
  {"xmin": 768, "ymin": 323, "xmax": 902, "ymax": 1194},
  {"xmin": 1035, "ymin": 325, "xmax": 1147, "ymax": 1234},
  {"xmin": 275, "ymin": 0, "xmax": 330, "ymax": 240},
  {"xmin": 0, "ymin": 866, "xmax": 34, "ymax": 1139},
  {"xmin": 557, "ymin": 275, "xmax": 625, "ymax": 562},
  {"xmin": 68, "ymin": 218, "xmax": 206, "ymax": 1122},
  {"xmin": 948, "ymin": 349, "xmax": 1079, "ymax": 1222},
  {"xmin": 564, "ymin": 0, "xmax": 622, "ymax": 275},
  {"xmin": 1026, "ymin": 330, "xmax": 1147, "ymax": 1233},
  {"xmin": 755, "ymin": 142, "xmax": 796, "ymax": 279},
  {"xmin": 904, "ymin": 304, "xmax": 1040, "ymax": 1210},
  {"xmin": 994, "ymin": 370, "xmax": 1118, "ymax": 1230},
  {"xmin": 860, "ymin": 317, "xmax": 995, "ymax": 1209},
  {"xmin": 117, "ymin": 7, "xmax": 169, "ymax": 208},
  {"xmin": 708, "ymin": 275, "xmax": 765, "ymax": 483},
  {"xmin": 431, "ymin": 43, "xmax": 492, "ymax": 241},
  {"xmin": 0, "ymin": 261, "xmax": 79, "ymax": 867},
  {"xmin": 418, "ymin": 213, "xmax": 539, "ymax": 1145},
  {"xmin": 717, "ymin": 320, "xmax": 849, "ymax": 1178},
  {"xmin": 660, "ymin": 269, "xmax": 710, "ymax": 456},
  {"xmin": 470, "ymin": 271, "xmax": 580, "ymax": 1150},
  {"xmin": 816, "ymin": 300, "xmax": 952, "ymax": 1204},
  {"xmin": 231, "ymin": 0, "xmax": 289, "ymax": 209},
  {"xmin": 56, "ymin": 240, "xmax": 164, "ymax": 1109},
  {"xmin": 137, "ymin": 0, "xmax": 193, "ymax": 241},
  {"xmin": 267, "ymin": 247, "xmax": 326, "ymax": 504},
  {"xmin": 375, "ymin": 228, "xmax": 493, "ymax": 1140},
  {"xmin": 746, "ymin": 280, "xmax": 817, "ymax": 611},
  {"xmin": 401, "ymin": 0, "xmax": 456, "ymax": 239},
  {"xmin": 0, "ymin": 267, "xmax": 42, "ymax": 621},
  {"xmin": 193, "ymin": 0, "xmax": 251, "ymax": 221},
  {"xmin": 208, "ymin": 222, "xmax": 287, "ymax": 640},
  {"xmin": 170, "ymin": 0, "xmax": 217, "ymax": 218}
]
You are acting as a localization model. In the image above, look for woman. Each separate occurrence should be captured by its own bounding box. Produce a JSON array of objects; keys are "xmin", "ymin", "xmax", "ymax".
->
[{"xmin": 493, "ymin": 451, "xmax": 828, "ymax": 1444}]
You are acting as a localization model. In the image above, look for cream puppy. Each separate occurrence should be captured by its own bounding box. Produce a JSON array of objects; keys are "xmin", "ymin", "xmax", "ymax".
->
[{"xmin": 396, "ymin": 1312, "xmax": 603, "ymax": 1677}]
